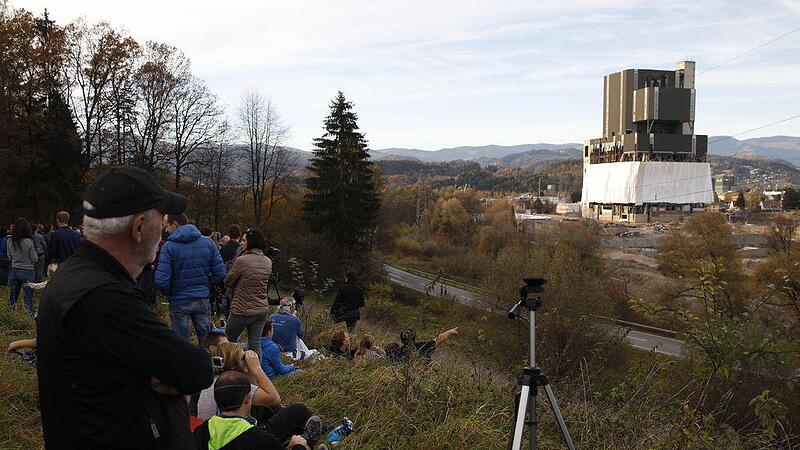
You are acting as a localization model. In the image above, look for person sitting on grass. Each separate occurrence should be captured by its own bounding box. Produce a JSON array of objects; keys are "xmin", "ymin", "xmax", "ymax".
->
[
  {"xmin": 271, "ymin": 298, "xmax": 320, "ymax": 361},
  {"xmin": 386, "ymin": 327, "xmax": 459, "ymax": 361},
  {"xmin": 193, "ymin": 370, "xmax": 324, "ymax": 450},
  {"xmin": 261, "ymin": 320, "xmax": 301, "ymax": 378},
  {"xmin": 198, "ymin": 342, "xmax": 281, "ymax": 421},
  {"xmin": 328, "ymin": 330, "xmax": 355, "ymax": 361},
  {"xmin": 203, "ymin": 330, "xmax": 229, "ymax": 354},
  {"xmin": 271, "ymin": 298, "xmax": 303, "ymax": 352},
  {"xmin": 353, "ymin": 334, "xmax": 385, "ymax": 362}
]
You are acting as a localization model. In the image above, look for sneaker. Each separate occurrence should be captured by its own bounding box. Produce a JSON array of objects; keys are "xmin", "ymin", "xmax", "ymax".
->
[{"xmin": 302, "ymin": 415, "xmax": 323, "ymax": 447}]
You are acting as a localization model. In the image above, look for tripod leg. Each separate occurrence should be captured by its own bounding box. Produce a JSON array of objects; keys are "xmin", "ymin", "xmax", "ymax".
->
[
  {"xmin": 507, "ymin": 392, "xmax": 520, "ymax": 450},
  {"xmin": 543, "ymin": 384, "xmax": 575, "ymax": 450},
  {"xmin": 511, "ymin": 385, "xmax": 530, "ymax": 450},
  {"xmin": 529, "ymin": 389, "xmax": 536, "ymax": 450}
]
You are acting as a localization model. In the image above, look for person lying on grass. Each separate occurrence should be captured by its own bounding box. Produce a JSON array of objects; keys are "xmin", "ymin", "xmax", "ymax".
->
[
  {"xmin": 386, "ymin": 327, "xmax": 459, "ymax": 361},
  {"xmin": 193, "ymin": 370, "xmax": 324, "ymax": 450},
  {"xmin": 7, "ymin": 337, "xmax": 37, "ymax": 369},
  {"xmin": 328, "ymin": 330, "xmax": 356, "ymax": 361},
  {"xmin": 353, "ymin": 334, "xmax": 386, "ymax": 362}
]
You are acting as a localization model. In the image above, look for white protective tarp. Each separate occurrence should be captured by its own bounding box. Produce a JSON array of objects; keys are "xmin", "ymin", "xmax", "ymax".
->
[{"xmin": 581, "ymin": 162, "xmax": 713, "ymax": 205}]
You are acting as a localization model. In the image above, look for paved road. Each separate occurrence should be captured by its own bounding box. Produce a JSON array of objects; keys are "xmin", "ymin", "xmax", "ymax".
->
[{"xmin": 384, "ymin": 264, "xmax": 684, "ymax": 357}]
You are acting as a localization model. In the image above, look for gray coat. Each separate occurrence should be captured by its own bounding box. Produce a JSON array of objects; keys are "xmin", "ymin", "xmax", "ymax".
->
[{"xmin": 8, "ymin": 238, "xmax": 37, "ymax": 270}]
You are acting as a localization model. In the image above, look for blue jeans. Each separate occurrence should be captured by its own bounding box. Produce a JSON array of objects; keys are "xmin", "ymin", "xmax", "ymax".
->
[
  {"xmin": 169, "ymin": 299, "xmax": 211, "ymax": 345},
  {"xmin": 8, "ymin": 268, "xmax": 35, "ymax": 313}
]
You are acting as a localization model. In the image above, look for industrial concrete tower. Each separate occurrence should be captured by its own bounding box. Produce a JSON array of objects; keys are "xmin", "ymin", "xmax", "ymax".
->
[{"xmin": 581, "ymin": 61, "xmax": 713, "ymax": 222}]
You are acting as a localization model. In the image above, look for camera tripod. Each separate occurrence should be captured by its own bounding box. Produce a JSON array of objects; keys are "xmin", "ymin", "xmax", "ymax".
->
[
  {"xmin": 507, "ymin": 279, "xmax": 575, "ymax": 450},
  {"xmin": 267, "ymin": 268, "xmax": 282, "ymax": 304}
]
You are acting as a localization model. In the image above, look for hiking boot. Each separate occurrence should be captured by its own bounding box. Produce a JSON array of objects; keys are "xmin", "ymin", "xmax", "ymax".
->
[{"xmin": 302, "ymin": 415, "xmax": 323, "ymax": 446}]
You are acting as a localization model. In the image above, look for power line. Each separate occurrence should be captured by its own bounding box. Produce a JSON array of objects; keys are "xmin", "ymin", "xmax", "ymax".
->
[
  {"xmin": 698, "ymin": 25, "xmax": 800, "ymax": 75},
  {"xmin": 708, "ymin": 113, "xmax": 800, "ymax": 145}
]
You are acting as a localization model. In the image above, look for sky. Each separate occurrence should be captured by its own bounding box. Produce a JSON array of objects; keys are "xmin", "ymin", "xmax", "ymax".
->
[{"xmin": 14, "ymin": 0, "xmax": 800, "ymax": 151}]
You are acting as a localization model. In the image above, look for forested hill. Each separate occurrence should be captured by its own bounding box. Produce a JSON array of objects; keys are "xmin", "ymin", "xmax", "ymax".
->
[
  {"xmin": 370, "ymin": 136, "xmax": 800, "ymax": 163},
  {"xmin": 376, "ymin": 151, "xmax": 800, "ymax": 194}
]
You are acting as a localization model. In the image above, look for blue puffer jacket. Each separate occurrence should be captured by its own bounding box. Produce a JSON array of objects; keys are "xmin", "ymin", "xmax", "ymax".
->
[{"xmin": 155, "ymin": 225, "xmax": 227, "ymax": 305}]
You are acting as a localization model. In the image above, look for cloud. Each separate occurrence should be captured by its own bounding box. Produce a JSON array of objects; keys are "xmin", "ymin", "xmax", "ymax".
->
[{"xmin": 14, "ymin": 0, "xmax": 800, "ymax": 149}]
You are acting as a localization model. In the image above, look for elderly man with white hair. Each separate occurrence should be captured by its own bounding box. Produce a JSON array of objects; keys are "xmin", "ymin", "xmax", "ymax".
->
[{"xmin": 36, "ymin": 166, "xmax": 213, "ymax": 450}]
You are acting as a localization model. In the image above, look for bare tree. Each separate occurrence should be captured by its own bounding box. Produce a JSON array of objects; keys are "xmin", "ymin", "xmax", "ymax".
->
[
  {"xmin": 106, "ymin": 37, "xmax": 140, "ymax": 165},
  {"xmin": 168, "ymin": 76, "xmax": 222, "ymax": 191},
  {"xmin": 236, "ymin": 90, "xmax": 294, "ymax": 228},
  {"xmin": 189, "ymin": 122, "xmax": 239, "ymax": 230},
  {"xmin": 132, "ymin": 41, "xmax": 189, "ymax": 169},
  {"xmin": 63, "ymin": 20, "xmax": 138, "ymax": 166}
]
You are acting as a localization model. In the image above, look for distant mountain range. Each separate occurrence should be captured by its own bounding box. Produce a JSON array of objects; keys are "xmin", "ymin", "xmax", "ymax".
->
[
  {"xmin": 370, "ymin": 143, "xmax": 581, "ymax": 162},
  {"xmin": 707, "ymin": 136, "xmax": 800, "ymax": 162},
  {"xmin": 363, "ymin": 136, "xmax": 800, "ymax": 165}
]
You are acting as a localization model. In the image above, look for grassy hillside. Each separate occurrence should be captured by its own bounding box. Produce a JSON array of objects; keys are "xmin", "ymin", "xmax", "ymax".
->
[{"xmin": 0, "ymin": 283, "xmax": 782, "ymax": 449}]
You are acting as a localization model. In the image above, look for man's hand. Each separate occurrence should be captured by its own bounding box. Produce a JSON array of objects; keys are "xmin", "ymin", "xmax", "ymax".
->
[
  {"xmin": 287, "ymin": 435, "xmax": 309, "ymax": 450},
  {"xmin": 150, "ymin": 377, "xmax": 180, "ymax": 396}
]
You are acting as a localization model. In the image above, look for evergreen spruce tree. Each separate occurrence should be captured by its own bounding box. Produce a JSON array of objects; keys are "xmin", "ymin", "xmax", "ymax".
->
[{"xmin": 304, "ymin": 91, "xmax": 380, "ymax": 248}]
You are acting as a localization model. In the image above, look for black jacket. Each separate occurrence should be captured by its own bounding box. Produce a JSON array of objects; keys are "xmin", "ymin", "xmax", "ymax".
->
[
  {"xmin": 37, "ymin": 240, "xmax": 214, "ymax": 449},
  {"xmin": 193, "ymin": 417, "xmax": 305, "ymax": 450},
  {"xmin": 219, "ymin": 240, "xmax": 240, "ymax": 264},
  {"xmin": 331, "ymin": 281, "xmax": 365, "ymax": 321}
]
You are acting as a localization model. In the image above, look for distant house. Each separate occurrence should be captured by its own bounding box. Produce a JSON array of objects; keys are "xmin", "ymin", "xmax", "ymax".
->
[
  {"xmin": 514, "ymin": 213, "xmax": 550, "ymax": 234},
  {"xmin": 760, "ymin": 199, "xmax": 782, "ymax": 212}
]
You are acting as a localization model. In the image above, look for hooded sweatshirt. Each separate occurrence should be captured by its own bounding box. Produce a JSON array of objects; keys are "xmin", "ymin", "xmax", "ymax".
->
[
  {"xmin": 155, "ymin": 224, "xmax": 227, "ymax": 305},
  {"xmin": 193, "ymin": 415, "xmax": 297, "ymax": 450}
]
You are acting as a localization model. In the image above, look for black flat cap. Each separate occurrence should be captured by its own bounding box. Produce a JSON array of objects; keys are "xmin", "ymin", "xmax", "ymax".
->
[{"xmin": 84, "ymin": 166, "xmax": 186, "ymax": 219}]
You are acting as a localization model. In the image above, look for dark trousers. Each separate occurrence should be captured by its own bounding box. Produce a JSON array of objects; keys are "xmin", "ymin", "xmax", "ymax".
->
[
  {"xmin": 252, "ymin": 403, "xmax": 311, "ymax": 443},
  {"xmin": 226, "ymin": 313, "xmax": 268, "ymax": 360},
  {"xmin": 333, "ymin": 308, "xmax": 360, "ymax": 332}
]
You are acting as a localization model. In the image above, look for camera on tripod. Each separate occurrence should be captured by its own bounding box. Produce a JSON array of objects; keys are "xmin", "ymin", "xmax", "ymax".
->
[
  {"xmin": 266, "ymin": 247, "xmax": 280, "ymax": 258},
  {"xmin": 505, "ymin": 276, "xmax": 575, "ymax": 450},
  {"xmin": 507, "ymin": 278, "xmax": 546, "ymax": 320}
]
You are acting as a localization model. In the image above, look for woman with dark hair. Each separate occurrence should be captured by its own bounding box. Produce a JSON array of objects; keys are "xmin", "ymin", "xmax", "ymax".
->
[
  {"xmin": 224, "ymin": 228, "xmax": 272, "ymax": 360},
  {"xmin": 7, "ymin": 218, "xmax": 38, "ymax": 313}
]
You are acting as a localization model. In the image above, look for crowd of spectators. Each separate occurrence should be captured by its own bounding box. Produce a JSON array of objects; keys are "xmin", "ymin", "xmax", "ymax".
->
[{"xmin": 3, "ymin": 166, "xmax": 460, "ymax": 450}]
